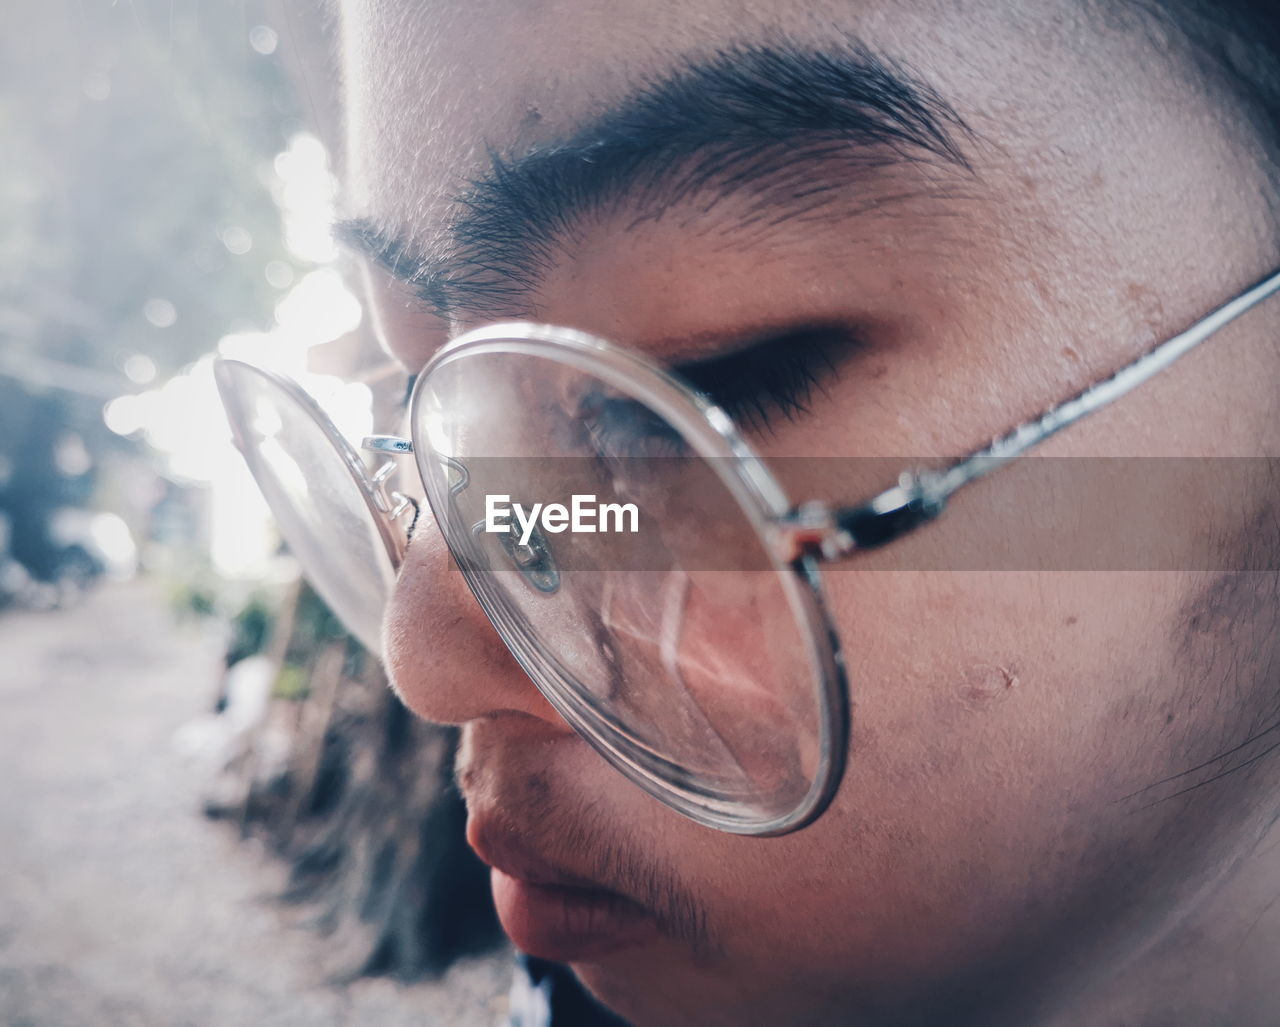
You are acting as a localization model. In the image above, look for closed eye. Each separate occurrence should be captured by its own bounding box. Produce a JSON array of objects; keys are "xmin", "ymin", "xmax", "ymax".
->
[
  {"xmin": 671, "ymin": 324, "xmax": 855, "ymax": 433},
  {"xmin": 573, "ymin": 323, "xmax": 857, "ymax": 460}
]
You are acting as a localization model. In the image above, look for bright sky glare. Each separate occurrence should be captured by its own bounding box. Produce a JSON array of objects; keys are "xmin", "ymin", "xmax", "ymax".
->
[{"xmin": 104, "ymin": 132, "xmax": 370, "ymax": 580}]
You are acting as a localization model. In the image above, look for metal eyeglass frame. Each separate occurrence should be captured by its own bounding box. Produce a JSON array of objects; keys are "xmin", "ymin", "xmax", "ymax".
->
[{"xmin": 218, "ymin": 267, "xmax": 1280, "ymax": 836}]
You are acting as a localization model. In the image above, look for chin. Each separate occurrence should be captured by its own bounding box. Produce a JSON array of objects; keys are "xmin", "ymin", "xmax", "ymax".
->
[{"xmin": 570, "ymin": 949, "xmax": 790, "ymax": 1027}]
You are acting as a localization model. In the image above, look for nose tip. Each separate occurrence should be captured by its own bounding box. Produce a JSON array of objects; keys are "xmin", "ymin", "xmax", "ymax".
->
[{"xmin": 382, "ymin": 514, "xmax": 566, "ymax": 729}]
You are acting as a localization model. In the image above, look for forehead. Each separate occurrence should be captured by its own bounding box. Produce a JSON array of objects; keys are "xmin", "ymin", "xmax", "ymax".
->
[
  {"xmin": 340, "ymin": 1, "xmax": 1124, "ymax": 235},
  {"xmin": 338, "ymin": 0, "xmax": 1264, "ymax": 347}
]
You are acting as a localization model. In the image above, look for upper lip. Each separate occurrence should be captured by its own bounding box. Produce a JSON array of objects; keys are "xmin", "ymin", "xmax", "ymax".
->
[{"xmin": 466, "ymin": 813, "xmax": 612, "ymax": 893}]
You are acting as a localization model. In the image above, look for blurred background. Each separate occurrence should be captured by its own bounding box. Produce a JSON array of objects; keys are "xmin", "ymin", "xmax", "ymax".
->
[{"xmin": 1, "ymin": 3, "xmax": 508, "ymax": 1023}]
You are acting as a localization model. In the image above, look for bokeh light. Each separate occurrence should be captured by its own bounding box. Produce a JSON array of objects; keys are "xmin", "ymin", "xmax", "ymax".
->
[{"xmin": 101, "ymin": 126, "xmax": 366, "ymax": 580}]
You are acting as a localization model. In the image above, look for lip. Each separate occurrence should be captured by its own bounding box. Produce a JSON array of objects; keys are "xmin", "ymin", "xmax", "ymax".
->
[
  {"xmin": 490, "ymin": 869, "xmax": 658, "ymax": 961},
  {"xmin": 468, "ymin": 816, "xmax": 660, "ymax": 962}
]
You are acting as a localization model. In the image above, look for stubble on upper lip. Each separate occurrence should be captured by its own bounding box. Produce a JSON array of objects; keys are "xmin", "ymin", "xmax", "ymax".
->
[{"xmin": 465, "ymin": 808, "xmax": 611, "ymax": 891}]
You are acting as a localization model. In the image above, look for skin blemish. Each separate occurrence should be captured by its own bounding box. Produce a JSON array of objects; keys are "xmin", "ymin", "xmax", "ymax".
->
[
  {"xmin": 1125, "ymin": 280, "xmax": 1167, "ymax": 341},
  {"xmin": 1064, "ymin": 615, "xmax": 1078, "ymax": 626},
  {"xmin": 956, "ymin": 663, "xmax": 1020, "ymax": 710}
]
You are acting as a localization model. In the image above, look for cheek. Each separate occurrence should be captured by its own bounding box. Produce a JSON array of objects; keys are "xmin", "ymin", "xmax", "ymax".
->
[
  {"xmin": 638, "ymin": 571, "xmax": 1196, "ymax": 987},
  {"xmin": 824, "ymin": 570, "xmax": 1161, "ymax": 830},
  {"xmin": 801, "ymin": 570, "xmax": 1193, "ymax": 938}
]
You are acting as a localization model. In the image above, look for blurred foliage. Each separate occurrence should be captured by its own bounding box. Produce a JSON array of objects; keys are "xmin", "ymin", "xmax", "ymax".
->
[
  {"xmin": 226, "ymin": 590, "xmax": 275, "ymax": 665},
  {"xmin": 1, "ymin": 1, "xmax": 313, "ymax": 590},
  {"xmin": 162, "ymin": 555, "xmax": 253, "ymax": 622},
  {"xmin": 0, "ymin": 6, "xmax": 506, "ymax": 981},
  {"xmin": 276, "ymin": 582, "xmax": 369, "ymax": 698},
  {"xmin": 272, "ymin": 662, "xmax": 310, "ymax": 701},
  {"xmin": 1, "ymin": 0, "xmax": 304, "ymax": 380},
  {"xmin": 169, "ymin": 576, "xmax": 220, "ymax": 621},
  {"xmin": 290, "ymin": 578, "xmax": 355, "ymax": 649}
]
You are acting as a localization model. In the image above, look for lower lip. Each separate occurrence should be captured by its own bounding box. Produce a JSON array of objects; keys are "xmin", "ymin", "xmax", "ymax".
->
[{"xmin": 490, "ymin": 868, "xmax": 659, "ymax": 962}]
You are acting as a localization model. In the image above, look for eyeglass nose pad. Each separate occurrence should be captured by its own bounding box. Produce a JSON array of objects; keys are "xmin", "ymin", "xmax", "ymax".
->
[
  {"xmin": 362, "ymin": 437, "xmax": 418, "ymax": 514},
  {"xmin": 364, "ymin": 458, "xmax": 419, "ymax": 553},
  {"xmin": 470, "ymin": 516, "xmax": 561, "ymax": 595}
]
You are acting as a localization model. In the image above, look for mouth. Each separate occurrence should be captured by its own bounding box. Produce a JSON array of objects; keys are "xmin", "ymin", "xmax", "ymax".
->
[{"xmin": 467, "ymin": 814, "xmax": 661, "ymax": 962}]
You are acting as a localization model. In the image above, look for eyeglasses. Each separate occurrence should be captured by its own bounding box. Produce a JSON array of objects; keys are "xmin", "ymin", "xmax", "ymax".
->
[{"xmin": 214, "ymin": 268, "xmax": 1280, "ymax": 836}]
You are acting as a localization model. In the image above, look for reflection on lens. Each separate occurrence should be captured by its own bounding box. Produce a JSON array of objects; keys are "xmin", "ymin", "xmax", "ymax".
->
[
  {"xmin": 214, "ymin": 360, "xmax": 399, "ymax": 655},
  {"xmin": 413, "ymin": 330, "xmax": 841, "ymax": 834}
]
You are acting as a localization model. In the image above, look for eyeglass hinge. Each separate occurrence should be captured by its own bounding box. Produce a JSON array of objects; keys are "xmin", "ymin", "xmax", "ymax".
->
[
  {"xmin": 779, "ymin": 470, "xmax": 949, "ymax": 563},
  {"xmin": 833, "ymin": 470, "xmax": 948, "ymax": 555},
  {"xmin": 775, "ymin": 502, "xmax": 843, "ymax": 563}
]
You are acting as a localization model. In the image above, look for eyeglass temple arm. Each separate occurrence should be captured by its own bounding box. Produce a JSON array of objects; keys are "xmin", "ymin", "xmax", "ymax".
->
[{"xmin": 816, "ymin": 266, "xmax": 1280, "ymax": 559}]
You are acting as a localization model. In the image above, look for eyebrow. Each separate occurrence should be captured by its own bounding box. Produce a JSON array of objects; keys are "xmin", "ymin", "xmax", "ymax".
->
[{"xmin": 337, "ymin": 38, "xmax": 974, "ymax": 321}]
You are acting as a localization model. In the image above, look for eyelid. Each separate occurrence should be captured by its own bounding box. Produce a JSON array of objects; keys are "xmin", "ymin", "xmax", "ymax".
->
[
  {"xmin": 670, "ymin": 324, "xmax": 856, "ymax": 432},
  {"xmin": 398, "ymin": 321, "xmax": 856, "ymax": 430}
]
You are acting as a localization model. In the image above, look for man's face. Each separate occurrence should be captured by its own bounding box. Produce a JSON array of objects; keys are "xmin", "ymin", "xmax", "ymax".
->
[{"xmin": 339, "ymin": 1, "xmax": 1277, "ymax": 1022}]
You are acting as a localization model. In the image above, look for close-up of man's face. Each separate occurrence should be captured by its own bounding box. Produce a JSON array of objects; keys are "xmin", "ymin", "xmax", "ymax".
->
[{"xmin": 334, "ymin": 2, "xmax": 1278, "ymax": 1023}]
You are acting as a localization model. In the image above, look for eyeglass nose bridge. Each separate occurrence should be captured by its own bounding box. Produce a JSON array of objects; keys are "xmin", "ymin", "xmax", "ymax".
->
[
  {"xmin": 363, "ymin": 434, "xmax": 559, "ymax": 593},
  {"xmin": 361, "ymin": 434, "xmax": 420, "ymax": 526}
]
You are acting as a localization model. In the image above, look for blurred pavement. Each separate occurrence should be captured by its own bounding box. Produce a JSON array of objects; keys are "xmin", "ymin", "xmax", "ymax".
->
[{"xmin": 0, "ymin": 580, "xmax": 509, "ymax": 1026}]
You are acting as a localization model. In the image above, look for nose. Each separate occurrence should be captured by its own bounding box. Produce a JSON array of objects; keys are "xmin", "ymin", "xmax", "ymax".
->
[{"xmin": 382, "ymin": 503, "xmax": 568, "ymax": 729}]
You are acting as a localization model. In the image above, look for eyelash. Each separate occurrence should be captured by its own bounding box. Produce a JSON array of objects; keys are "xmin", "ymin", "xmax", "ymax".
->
[
  {"xmin": 575, "ymin": 326, "xmax": 853, "ymax": 461},
  {"xmin": 582, "ymin": 394, "xmax": 689, "ymax": 458},
  {"xmin": 401, "ymin": 325, "xmax": 851, "ymax": 450},
  {"xmin": 672, "ymin": 325, "xmax": 851, "ymax": 432}
]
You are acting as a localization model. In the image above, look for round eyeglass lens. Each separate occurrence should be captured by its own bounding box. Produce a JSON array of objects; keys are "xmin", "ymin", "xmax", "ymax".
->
[
  {"xmin": 411, "ymin": 328, "xmax": 842, "ymax": 834},
  {"xmin": 214, "ymin": 359, "xmax": 400, "ymax": 656}
]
